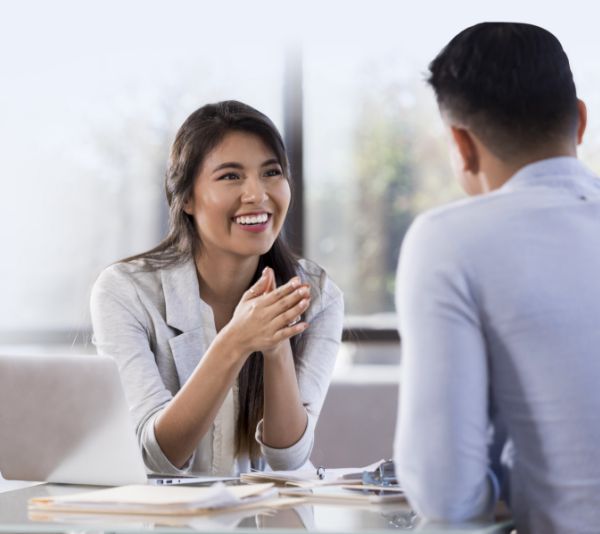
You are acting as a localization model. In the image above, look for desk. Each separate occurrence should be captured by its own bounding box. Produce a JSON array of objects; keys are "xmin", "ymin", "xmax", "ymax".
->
[{"xmin": 0, "ymin": 483, "xmax": 513, "ymax": 534}]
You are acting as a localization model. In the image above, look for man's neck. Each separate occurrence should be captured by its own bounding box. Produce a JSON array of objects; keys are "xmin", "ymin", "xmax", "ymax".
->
[{"xmin": 481, "ymin": 145, "xmax": 577, "ymax": 192}]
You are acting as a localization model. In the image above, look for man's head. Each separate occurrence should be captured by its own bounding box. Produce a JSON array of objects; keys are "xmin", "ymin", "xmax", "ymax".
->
[{"xmin": 429, "ymin": 22, "xmax": 585, "ymax": 193}]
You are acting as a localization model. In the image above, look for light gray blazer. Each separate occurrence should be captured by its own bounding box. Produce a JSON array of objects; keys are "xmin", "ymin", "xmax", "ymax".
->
[{"xmin": 90, "ymin": 256, "xmax": 343, "ymax": 476}]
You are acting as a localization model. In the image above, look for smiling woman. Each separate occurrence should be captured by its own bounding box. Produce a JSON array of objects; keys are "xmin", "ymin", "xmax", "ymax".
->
[
  {"xmin": 183, "ymin": 130, "xmax": 291, "ymax": 260},
  {"xmin": 90, "ymin": 101, "xmax": 344, "ymax": 476}
]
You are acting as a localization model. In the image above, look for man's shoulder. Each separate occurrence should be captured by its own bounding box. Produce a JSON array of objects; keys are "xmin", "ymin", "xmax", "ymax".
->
[
  {"xmin": 400, "ymin": 190, "xmax": 527, "ymax": 271},
  {"xmin": 408, "ymin": 192, "xmax": 507, "ymax": 243},
  {"xmin": 417, "ymin": 191, "xmax": 509, "ymax": 228}
]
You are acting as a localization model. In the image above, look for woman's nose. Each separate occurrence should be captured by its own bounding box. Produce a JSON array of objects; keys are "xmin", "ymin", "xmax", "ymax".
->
[{"xmin": 241, "ymin": 176, "xmax": 267, "ymax": 203}]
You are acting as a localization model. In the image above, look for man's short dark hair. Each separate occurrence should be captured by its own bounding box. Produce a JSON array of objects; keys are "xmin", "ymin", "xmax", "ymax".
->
[{"xmin": 428, "ymin": 22, "xmax": 579, "ymax": 159}]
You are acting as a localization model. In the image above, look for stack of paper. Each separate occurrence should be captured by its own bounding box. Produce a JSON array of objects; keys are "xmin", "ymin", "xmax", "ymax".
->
[
  {"xmin": 29, "ymin": 483, "xmax": 278, "ymax": 516},
  {"xmin": 240, "ymin": 460, "xmax": 405, "ymax": 506},
  {"xmin": 279, "ymin": 485, "xmax": 405, "ymax": 505},
  {"xmin": 240, "ymin": 461, "xmax": 384, "ymax": 488}
]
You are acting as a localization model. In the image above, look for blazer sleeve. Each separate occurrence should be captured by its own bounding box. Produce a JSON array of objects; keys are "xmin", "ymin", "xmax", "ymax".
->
[
  {"xmin": 90, "ymin": 265, "xmax": 196, "ymax": 475},
  {"xmin": 255, "ymin": 267, "xmax": 344, "ymax": 470}
]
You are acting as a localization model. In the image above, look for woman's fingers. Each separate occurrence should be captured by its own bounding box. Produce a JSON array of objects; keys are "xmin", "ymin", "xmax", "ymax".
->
[
  {"xmin": 274, "ymin": 321, "xmax": 309, "ymax": 342},
  {"xmin": 238, "ymin": 269, "xmax": 313, "ymax": 349},
  {"xmin": 267, "ymin": 284, "xmax": 310, "ymax": 317},
  {"xmin": 260, "ymin": 274, "xmax": 305, "ymax": 307},
  {"xmin": 242, "ymin": 271, "xmax": 270, "ymax": 301},
  {"xmin": 263, "ymin": 267, "xmax": 276, "ymax": 293},
  {"xmin": 288, "ymin": 315, "xmax": 301, "ymax": 326},
  {"xmin": 242, "ymin": 267, "xmax": 288, "ymax": 302},
  {"xmin": 273, "ymin": 297, "xmax": 310, "ymax": 330}
]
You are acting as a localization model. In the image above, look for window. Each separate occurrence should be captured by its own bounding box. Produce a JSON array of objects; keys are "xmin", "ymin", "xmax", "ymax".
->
[
  {"xmin": 305, "ymin": 49, "xmax": 461, "ymax": 319},
  {"xmin": 0, "ymin": 2, "xmax": 284, "ymax": 344},
  {"xmin": 302, "ymin": 3, "xmax": 600, "ymax": 339},
  {"xmin": 2, "ymin": 1, "xmax": 599, "ymax": 353}
]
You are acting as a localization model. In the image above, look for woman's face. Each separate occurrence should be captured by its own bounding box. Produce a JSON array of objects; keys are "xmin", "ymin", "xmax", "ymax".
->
[{"xmin": 184, "ymin": 130, "xmax": 291, "ymax": 260}]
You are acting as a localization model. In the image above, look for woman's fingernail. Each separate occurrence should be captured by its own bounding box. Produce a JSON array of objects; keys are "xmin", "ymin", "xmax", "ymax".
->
[{"xmin": 291, "ymin": 277, "xmax": 300, "ymax": 288}]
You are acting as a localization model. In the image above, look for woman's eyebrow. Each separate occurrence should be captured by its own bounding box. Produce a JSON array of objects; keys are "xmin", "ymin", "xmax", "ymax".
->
[
  {"xmin": 261, "ymin": 158, "xmax": 280, "ymax": 167},
  {"xmin": 211, "ymin": 158, "xmax": 280, "ymax": 174},
  {"xmin": 211, "ymin": 162, "xmax": 243, "ymax": 173}
]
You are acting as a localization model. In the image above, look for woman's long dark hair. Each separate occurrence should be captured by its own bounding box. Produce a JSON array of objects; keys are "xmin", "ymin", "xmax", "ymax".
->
[{"xmin": 124, "ymin": 101, "xmax": 301, "ymax": 461}]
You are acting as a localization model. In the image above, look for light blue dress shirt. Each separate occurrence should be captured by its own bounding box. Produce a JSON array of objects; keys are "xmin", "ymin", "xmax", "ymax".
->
[{"xmin": 394, "ymin": 157, "xmax": 600, "ymax": 533}]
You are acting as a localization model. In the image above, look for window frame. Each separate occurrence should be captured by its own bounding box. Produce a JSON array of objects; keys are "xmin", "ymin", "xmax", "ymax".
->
[{"xmin": 283, "ymin": 47, "xmax": 398, "ymax": 344}]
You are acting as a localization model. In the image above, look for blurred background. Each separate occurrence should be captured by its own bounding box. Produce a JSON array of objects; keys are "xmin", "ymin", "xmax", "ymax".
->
[
  {"xmin": 1, "ymin": 0, "xmax": 600, "ymax": 469},
  {"xmin": 1, "ymin": 0, "xmax": 599, "ymax": 356}
]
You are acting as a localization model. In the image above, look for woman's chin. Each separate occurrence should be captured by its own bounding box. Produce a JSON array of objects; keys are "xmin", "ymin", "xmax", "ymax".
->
[{"xmin": 232, "ymin": 242, "xmax": 277, "ymax": 259}]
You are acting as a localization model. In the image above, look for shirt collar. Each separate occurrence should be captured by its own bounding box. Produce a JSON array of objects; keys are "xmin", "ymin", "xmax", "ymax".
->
[{"xmin": 500, "ymin": 156, "xmax": 598, "ymax": 193}]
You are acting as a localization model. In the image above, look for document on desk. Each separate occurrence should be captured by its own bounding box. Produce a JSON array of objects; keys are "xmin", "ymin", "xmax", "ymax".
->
[
  {"xmin": 279, "ymin": 485, "xmax": 405, "ymax": 505},
  {"xmin": 28, "ymin": 483, "xmax": 279, "ymax": 516},
  {"xmin": 240, "ymin": 460, "xmax": 384, "ymax": 487}
]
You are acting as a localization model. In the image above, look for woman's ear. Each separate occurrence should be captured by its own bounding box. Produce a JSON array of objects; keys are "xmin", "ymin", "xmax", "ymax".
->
[{"xmin": 182, "ymin": 196, "xmax": 194, "ymax": 215}]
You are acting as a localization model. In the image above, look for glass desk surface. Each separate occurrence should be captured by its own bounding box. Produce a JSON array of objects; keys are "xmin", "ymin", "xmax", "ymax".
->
[{"xmin": 0, "ymin": 483, "xmax": 513, "ymax": 534}]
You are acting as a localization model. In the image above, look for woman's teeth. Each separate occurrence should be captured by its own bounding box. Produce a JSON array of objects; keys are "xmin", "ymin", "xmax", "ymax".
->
[{"xmin": 234, "ymin": 213, "xmax": 269, "ymax": 225}]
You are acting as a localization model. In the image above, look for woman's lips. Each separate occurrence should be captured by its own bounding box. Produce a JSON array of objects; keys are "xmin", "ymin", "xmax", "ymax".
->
[{"xmin": 232, "ymin": 213, "xmax": 272, "ymax": 233}]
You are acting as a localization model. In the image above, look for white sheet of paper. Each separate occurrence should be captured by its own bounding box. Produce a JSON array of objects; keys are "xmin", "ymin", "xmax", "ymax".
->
[{"xmin": 29, "ymin": 483, "xmax": 276, "ymax": 515}]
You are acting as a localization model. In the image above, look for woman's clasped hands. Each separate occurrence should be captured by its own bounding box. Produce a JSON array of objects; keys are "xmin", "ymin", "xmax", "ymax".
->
[{"xmin": 223, "ymin": 267, "xmax": 310, "ymax": 357}]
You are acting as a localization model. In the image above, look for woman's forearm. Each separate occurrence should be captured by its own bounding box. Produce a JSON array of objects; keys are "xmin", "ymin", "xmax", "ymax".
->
[
  {"xmin": 262, "ymin": 342, "xmax": 308, "ymax": 448},
  {"xmin": 154, "ymin": 333, "xmax": 248, "ymax": 469}
]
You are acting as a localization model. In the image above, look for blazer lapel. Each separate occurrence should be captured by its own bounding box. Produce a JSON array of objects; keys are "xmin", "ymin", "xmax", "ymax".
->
[{"xmin": 161, "ymin": 258, "xmax": 216, "ymax": 387}]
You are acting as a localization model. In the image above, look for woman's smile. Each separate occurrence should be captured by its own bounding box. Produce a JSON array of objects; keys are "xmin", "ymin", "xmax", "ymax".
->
[{"xmin": 232, "ymin": 211, "xmax": 273, "ymax": 233}]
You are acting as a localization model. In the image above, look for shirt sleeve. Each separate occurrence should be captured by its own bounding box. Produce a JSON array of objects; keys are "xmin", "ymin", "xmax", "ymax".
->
[
  {"xmin": 393, "ymin": 215, "xmax": 499, "ymax": 522},
  {"xmin": 90, "ymin": 265, "xmax": 196, "ymax": 475},
  {"xmin": 255, "ymin": 268, "xmax": 344, "ymax": 470}
]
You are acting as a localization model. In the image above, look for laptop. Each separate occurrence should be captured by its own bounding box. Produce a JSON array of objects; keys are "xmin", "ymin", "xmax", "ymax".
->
[{"xmin": 0, "ymin": 353, "xmax": 235, "ymax": 486}]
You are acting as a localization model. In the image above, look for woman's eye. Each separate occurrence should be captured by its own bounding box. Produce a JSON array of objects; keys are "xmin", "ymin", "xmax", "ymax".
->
[
  {"xmin": 218, "ymin": 173, "xmax": 240, "ymax": 181},
  {"xmin": 264, "ymin": 168, "xmax": 283, "ymax": 178}
]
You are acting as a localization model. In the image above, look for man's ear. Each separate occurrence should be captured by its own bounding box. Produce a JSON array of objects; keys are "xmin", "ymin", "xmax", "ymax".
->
[
  {"xmin": 577, "ymin": 99, "xmax": 587, "ymax": 145},
  {"xmin": 450, "ymin": 126, "xmax": 480, "ymax": 175}
]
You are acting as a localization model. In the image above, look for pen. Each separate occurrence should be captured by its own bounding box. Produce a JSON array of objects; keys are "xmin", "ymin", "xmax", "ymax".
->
[{"xmin": 316, "ymin": 466, "xmax": 325, "ymax": 480}]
